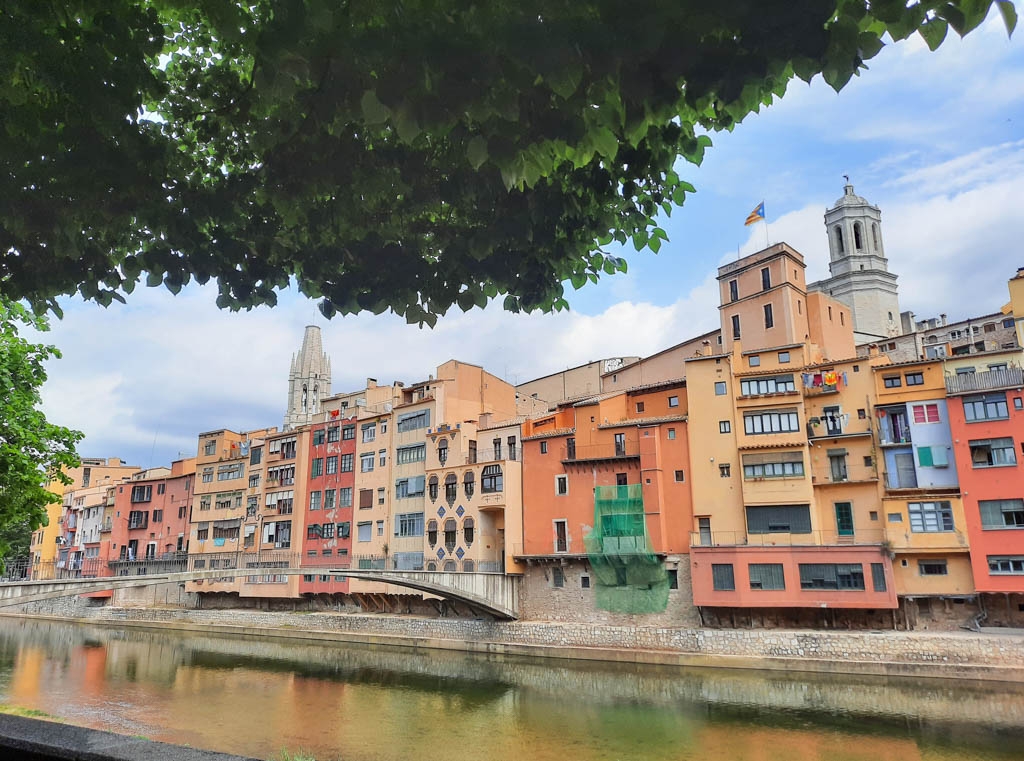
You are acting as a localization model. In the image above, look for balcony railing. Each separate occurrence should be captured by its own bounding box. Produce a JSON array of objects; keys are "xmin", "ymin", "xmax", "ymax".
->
[
  {"xmin": 946, "ymin": 366, "xmax": 1024, "ymax": 395},
  {"xmin": 561, "ymin": 440, "xmax": 639, "ymax": 462},
  {"xmin": 690, "ymin": 529, "xmax": 887, "ymax": 548}
]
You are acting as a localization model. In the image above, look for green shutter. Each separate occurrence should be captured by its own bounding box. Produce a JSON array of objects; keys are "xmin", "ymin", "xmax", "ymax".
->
[{"xmin": 917, "ymin": 446, "xmax": 934, "ymax": 467}]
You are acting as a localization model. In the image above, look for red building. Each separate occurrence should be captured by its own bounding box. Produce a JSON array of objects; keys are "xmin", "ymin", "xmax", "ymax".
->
[
  {"xmin": 947, "ymin": 368, "xmax": 1024, "ymax": 619},
  {"xmin": 299, "ymin": 414, "xmax": 356, "ymax": 595},
  {"xmin": 108, "ymin": 459, "xmax": 195, "ymax": 574}
]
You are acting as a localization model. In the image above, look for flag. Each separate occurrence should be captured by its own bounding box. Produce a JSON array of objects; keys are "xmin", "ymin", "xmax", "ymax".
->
[
  {"xmin": 744, "ymin": 201, "xmax": 765, "ymax": 226},
  {"xmin": 329, "ymin": 409, "xmax": 340, "ymax": 418}
]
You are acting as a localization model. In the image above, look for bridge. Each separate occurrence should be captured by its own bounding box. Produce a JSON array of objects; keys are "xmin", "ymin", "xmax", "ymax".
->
[{"xmin": 0, "ymin": 559, "xmax": 520, "ymax": 619}]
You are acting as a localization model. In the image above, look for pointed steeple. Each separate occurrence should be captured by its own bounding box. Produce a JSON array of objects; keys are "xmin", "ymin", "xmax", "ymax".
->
[{"xmin": 283, "ymin": 326, "xmax": 332, "ymax": 430}]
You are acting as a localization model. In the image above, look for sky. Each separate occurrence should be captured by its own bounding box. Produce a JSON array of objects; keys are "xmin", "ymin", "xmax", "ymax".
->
[{"xmin": 30, "ymin": 12, "xmax": 1024, "ymax": 469}]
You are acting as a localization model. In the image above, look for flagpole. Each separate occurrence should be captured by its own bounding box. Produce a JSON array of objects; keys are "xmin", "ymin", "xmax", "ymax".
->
[{"xmin": 764, "ymin": 218, "xmax": 770, "ymax": 248}]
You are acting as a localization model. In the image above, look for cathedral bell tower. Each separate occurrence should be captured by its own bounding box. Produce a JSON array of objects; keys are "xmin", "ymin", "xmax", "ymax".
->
[
  {"xmin": 809, "ymin": 181, "xmax": 901, "ymax": 344},
  {"xmin": 283, "ymin": 326, "xmax": 332, "ymax": 430}
]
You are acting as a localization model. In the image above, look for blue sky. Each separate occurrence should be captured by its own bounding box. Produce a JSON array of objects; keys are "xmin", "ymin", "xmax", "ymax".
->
[{"xmin": 34, "ymin": 12, "xmax": 1024, "ymax": 468}]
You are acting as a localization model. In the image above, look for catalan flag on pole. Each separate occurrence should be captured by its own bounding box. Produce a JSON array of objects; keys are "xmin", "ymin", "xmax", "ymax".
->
[{"xmin": 744, "ymin": 201, "xmax": 765, "ymax": 226}]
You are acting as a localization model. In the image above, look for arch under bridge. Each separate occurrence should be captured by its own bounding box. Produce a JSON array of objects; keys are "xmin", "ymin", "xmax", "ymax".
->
[{"xmin": 0, "ymin": 566, "xmax": 520, "ymax": 619}]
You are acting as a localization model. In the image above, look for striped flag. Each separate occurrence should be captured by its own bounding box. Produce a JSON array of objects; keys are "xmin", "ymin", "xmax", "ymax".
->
[{"xmin": 744, "ymin": 202, "xmax": 765, "ymax": 226}]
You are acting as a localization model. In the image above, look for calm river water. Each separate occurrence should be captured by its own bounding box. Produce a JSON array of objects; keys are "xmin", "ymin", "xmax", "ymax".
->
[{"xmin": 0, "ymin": 618, "xmax": 1023, "ymax": 761}]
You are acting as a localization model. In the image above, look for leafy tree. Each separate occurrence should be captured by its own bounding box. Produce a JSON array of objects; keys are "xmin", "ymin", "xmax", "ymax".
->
[
  {"xmin": 0, "ymin": 1, "xmax": 1016, "ymax": 324},
  {"xmin": 0, "ymin": 298, "xmax": 83, "ymax": 561}
]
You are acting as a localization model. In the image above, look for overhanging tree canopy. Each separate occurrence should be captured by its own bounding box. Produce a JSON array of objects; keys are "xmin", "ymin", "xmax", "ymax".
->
[{"xmin": 0, "ymin": 1, "xmax": 1016, "ymax": 324}]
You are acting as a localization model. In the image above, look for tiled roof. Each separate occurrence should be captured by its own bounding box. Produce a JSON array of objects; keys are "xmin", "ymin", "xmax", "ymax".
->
[
  {"xmin": 871, "ymin": 357, "xmax": 943, "ymax": 370},
  {"xmin": 478, "ymin": 416, "xmax": 528, "ymax": 432},
  {"xmin": 801, "ymin": 356, "xmax": 866, "ymax": 371},
  {"xmin": 737, "ymin": 442, "xmax": 808, "ymax": 451},
  {"xmin": 624, "ymin": 377, "xmax": 687, "ymax": 394},
  {"xmin": 562, "ymin": 390, "xmax": 623, "ymax": 407},
  {"xmin": 522, "ymin": 427, "xmax": 576, "ymax": 441},
  {"xmin": 598, "ymin": 414, "xmax": 687, "ymax": 429}
]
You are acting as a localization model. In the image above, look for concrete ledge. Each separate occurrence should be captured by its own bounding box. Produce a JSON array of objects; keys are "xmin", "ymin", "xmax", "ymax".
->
[
  {"xmin": 9, "ymin": 612, "xmax": 1024, "ymax": 684},
  {"xmin": 0, "ymin": 713, "xmax": 257, "ymax": 761}
]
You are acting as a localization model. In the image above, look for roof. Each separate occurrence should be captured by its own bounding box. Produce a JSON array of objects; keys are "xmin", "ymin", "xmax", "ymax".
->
[
  {"xmin": 872, "ymin": 358, "xmax": 944, "ymax": 371},
  {"xmin": 599, "ymin": 330, "xmax": 721, "ymax": 377},
  {"xmin": 737, "ymin": 442, "xmax": 808, "ymax": 451},
  {"xmin": 741, "ymin": 343, "xmax": 803, "ymax": 356},
  {"xmin": 801, "ymin": 356, "xmax": 870, "ymax": 371},
  {"xmin": 522, "ymin": 427, "xmax": 576, "ymax": 441},
  {"xmin": 624, "ymin": 377, "xmax": 686, "ymax": 394},
  {"xmin": 598, "ymin": 414, "xmax": 687, "ymax": 429},
  {"xmin": 478, "ymin": 416, "xmax": 528, "ymax": 432},
  {"xmin": 554, "ymin": 390, "xmax": 623, "ymax": 408}
]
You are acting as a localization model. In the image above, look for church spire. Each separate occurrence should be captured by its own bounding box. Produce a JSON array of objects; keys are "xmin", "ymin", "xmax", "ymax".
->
[{"xmin": 283, "ymin": 326, "xmax": 332, "ymax": 430}]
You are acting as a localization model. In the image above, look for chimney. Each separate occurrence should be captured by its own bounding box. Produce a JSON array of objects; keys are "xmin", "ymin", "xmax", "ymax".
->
[
  {"xmin": 868, "ymin": 344, "xmax": 880, "ymax": 358},
  {"xmin": 366, "ymin": 378, "xmax": 377, "ymax": 388},
  {"xmin": 940, "ymin": 314, "xmax": 947, "ymax": 327}
]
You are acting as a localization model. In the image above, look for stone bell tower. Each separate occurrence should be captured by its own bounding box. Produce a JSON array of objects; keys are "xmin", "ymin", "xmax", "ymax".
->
[
  {"xmin": 283, "ymin": 326, "xmax": 332, "ymax": 430},
  {"xmin": 809, "ymin": 181, "xmax": 901, "ymax": 343}
]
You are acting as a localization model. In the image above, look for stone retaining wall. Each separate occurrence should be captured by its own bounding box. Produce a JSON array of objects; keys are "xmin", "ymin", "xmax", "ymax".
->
[{"xmin": 11, "ymin": 604, "xmax": 1022, "ymax": 681}]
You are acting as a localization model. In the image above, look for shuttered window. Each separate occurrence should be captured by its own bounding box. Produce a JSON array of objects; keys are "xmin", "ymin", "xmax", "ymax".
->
[
  {"xmin": 745, "ymin": 505, "xmax": 811, "ymax": 534},
  {"xmin": 748, "ymin": 563, "xmax": 785, "ymax": 590}
]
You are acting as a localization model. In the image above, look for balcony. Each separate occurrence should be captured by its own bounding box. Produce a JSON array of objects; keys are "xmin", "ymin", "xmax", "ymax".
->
[
  {"xmin": 561, "ymin": 440, "xmax": 639, "ymax": 463},
  {"xmin": 471, "ymin": 447, "xmax": 519, "ymax": 464},
  {"xmin": 690, "ymin": 529, "xmax": 886, "ymax": 548},
  {"xmin": 946, "ymin": 366, "xmax": 1024, "ymax": 395}
]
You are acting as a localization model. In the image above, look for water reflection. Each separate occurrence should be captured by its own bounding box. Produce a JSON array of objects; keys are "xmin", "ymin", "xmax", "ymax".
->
[{"xmin": 0, "ymin": 617, "xmax": 1022, "ymax": 761}]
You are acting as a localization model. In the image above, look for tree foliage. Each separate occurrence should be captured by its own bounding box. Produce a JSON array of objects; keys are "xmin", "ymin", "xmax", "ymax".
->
[
  {"xmin": 0, "ymin": 299, "xmax": 83, "ymax": 560},
  {"xmin": 0, "ymin": 1, "xmax": 1016, "ymax": 324}
]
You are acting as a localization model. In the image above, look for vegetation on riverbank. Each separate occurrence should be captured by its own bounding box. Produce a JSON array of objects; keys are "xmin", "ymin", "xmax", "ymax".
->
[{"xmin": 0, "ymin": 703, "xmax": 61, "ymax": 721}]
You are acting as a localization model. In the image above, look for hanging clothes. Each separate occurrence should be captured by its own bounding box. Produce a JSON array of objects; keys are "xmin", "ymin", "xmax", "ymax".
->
[
  {"xmin": 823, "ymin": 370, "xmax": 839, "ymax": 387},
  {"xmin": 842, "ymin": 372, "xmax": 849, "ymax": 386}
]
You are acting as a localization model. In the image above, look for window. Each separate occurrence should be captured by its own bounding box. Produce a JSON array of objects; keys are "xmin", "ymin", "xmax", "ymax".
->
[
  {"xmin": 463, "ymin": 517, "xmax": 474, "ymax": 545},
  {"xmin": 674, "ymin": 470, "xmax": 685, "ymax": 482},
  {"xmin": 324, "ymin": 426, "xmax": 339, "ymax": 443},
  {"xmin": 360, "ymin": 453, "xmax": 375, "ymax": 472},
  {"xmin": 482, "ymin": 465, "xmax": 503, "ymax": 493},
  {"xmin": 719, "ymin": 464, "xmax": 731, "ymax": 478},
  {"xmin": 863, "ymin": 455, "xmax": 873, "ymax": 466},
  {"xmin": 311, "ymin": 458, "xmax": 323, "ymax": 478},
  {"xmin": 763, "ymin": 304, "xmax": 774, "ymax": 329},
  {"xmin": 729, "ymin": 279, "xmax": 738, "ymax": 302},
  {"xmin": 428, "ymin": 476, "xmax": 439, "ymax": 501},
  {"xmin": 396, "ymin": 444, "xmax": 426, "ymax": 464},
  {"xmin": 918, "ymin": 560, "xmax": 948, "ymax": 576},
  {"xmin": 799, "ymin": 563, "xmax": 864, "ymax": 590},
  {"xmin": 905, "ymin": 373, "xmax": 924, "ymax": 386},
  {"xmin": 748, "ymin": 563, "xmax": 784, "ymax": 590},
  {"xmin": 746, "ymin": 504, "xmax": 811, "ymax": 533},
  {"xmin": 395, "ymin": 476, "xmax": 426, "ymax": 499},
  {"xmin": 358, "ymin": 489, "xmax": 373, "ymax": 509},
  {"xmin": 714, "ymin": 381, "xmax": 727, "ymax": 396},
  {"xmin": 667, "ymin": 428, "xmax": 676, "ymax": 440},
  {"xmin": 743, "ymin": 409, "xmax": 799, "ymax": 434},
  {"xmin": 204, "ymin": 440, "xmax": 216, "ymax": 456},
  {"xmin": 668, "ymin": 395, "xmax": 679, "ymax": 408},
  {"xmin": 427, "ymin": 520, "xmax": 438, "ymax": 546},
  {"xmin": 552, "ymin": 567, "xmax": 565, "ymax": 588},
  {"xmin": 908, "ymin": 501, "xmax": 954, "ymax": 533},
  {"xmin": 911, "ymin": 403, "xmax": 940, "ymax": 424},
  {"xmin": 379, "ymin": 450, "xmax": 387, "ymax": 466},
  {"xmin": 964, "ymin": 393, "xmax": 1009, "ymax": 422},
  {"xmin": 249, "ymin": 447, "xmax": 262, "ymax": 466},
  {"xmin": 131, "ymin": 485, "xmax": 152, "ymax": 503},
  {"xmin": 322, "ymin": 522, "xmax": 335, "ymax": 539},
  {"xmin": 463, "ymin": 471, "xmax": 475, "ymax": 498},
  {"xmin": 883, "ymin": 375, "xmax": 901, "ymax": 388},
  {"xmin": 339, "ymin": 487, "xmax": 352, "ymax": 507},
  {"xmin": 778, "ymin": 351, "xmax": 790, "ymax": 363},
  {"xmin": 970, "ymin": 438, "xmax": 1016, "ymax": 467},
  {"xmin": 199, "ymin": 497, "xmax": 210, "ymax": 511},
  {"xmin": 988, "ymin": 556, "xmax": 1024, "ymax": 575},
  {"xmin": 313, "ymin": 429, "xmax": 325, "ymax": 446},
  {"xmin": 323, "ymin": 455, "xmax": 337, "ymax": 475},
  {"xmin": 917, "ymin": 445, "xmax": 949, "ymax": 468},
  {"xmin": 156, "ymin": 483, "xmax": 165, "ymax": 495},
  {"xmin": 378, "ymin": 487, "xmax": 385, "ymax": 505},
  {"xmin": 196, "ymin": 523, "xmax": 209, "ymax": 541},
  {"xmin": 152, "ymin": 509, "xmax": 163, "ymax": 524},
  {"xmin": 444, "ymin": 519, "xmax": 457, "ymax": 550},
  {"xmin": 871, "ymin": 563, "xmax": 887, "ymax": 592},
  {"xmin": 540, "ymin": 441, "xmax": 548, "ymax": 454},
  {"xmin": 554, "ymin": 520, "xmax": 568, "ymax": 553},
  {"xmin": 555, "ymin": 475, "xmax": 568, "ymax": 496},
  {"xmin": 249, "ymin": 474, "xmax": 260, "ymax": 488},
  {"xmin": 748, "ymin": 355, "xmax": 761, "ymax": 367},
  {"xmin": 324, "ymin": 489, "xmax": 335, "ymax": 510},
  {"xmin": 444, "ymin": 474, "xmax": 458, "ymax": 501},
  {"xmin": 357, "ymin": 522, "xmax": 372, "ymax": 542},
  {"xmin": 340, "ymin": 454, "xmax": 353, "ymax": 472},
  {"xmin": 582, "ymin": 575, "xmax": 592, "ymax": 589},
  {"xmin": 742, "ymin": 452, "xmax": 804, "ymax": 479},
  {"xmin": 740, "ymin": 374, "xmax": 795, "ymax": 396},
  {"xmin": 731, "ymin": 315, "xmax": 741, "ymax": 340},
  {"xmin": 361, "ymin": 423, "xmax": 376, "ymax": 443},
  {"xmin": 635, "ymin": 401, "xmax": 645, "ymax": 414},
  {"xmin": 395, "ymin": 513, "xmax": 424, "ymax": 538},
  {"xmin": 342, "ymin": 425, "xmax": 355, "ymax": 440},
  {"xmin": 979, "ymin": 499, "xmax": 1024, "ymax": 529},
  {"xmin": 438, "ymin": 439, "xmax": 449, "ymax": 464},
  {"xmin": 397, "ymin": 409, "xmax": 430, "ymax": 432},
  {"xmin": 761, "ymin": 267, "xmax": 771, "ymax": 291},
  {"xmin": 719, "ymin": 420, "xmax": 731, "ymax": 433},
  {"xmin": 712, "ymin": 564, "xmax": 735, "ymax": 591},
  {"xmin": 309, "ymin": 491, "xmax": 321, "ymax": 511}
]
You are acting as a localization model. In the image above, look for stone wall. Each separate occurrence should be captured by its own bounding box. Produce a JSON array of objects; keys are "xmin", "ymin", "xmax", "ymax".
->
[
  {"xmin": 113, "ymin": 580, "xmax": 196, "ymax": 609},
  {"xmin": 11, "ymin": 603, "xmax": 1023, "ymax": 681}
]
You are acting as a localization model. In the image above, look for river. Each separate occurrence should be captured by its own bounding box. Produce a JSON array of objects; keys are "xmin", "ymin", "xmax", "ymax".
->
[{"xmin": 0, "ymin": 617, "xmax": 1022, "ymax": 761}]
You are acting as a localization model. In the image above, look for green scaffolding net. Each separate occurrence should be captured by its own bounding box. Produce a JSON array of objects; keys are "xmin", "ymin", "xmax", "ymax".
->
[{"xmin": 584, "ymin": 484, "xmax": 669, "ymax": 614}]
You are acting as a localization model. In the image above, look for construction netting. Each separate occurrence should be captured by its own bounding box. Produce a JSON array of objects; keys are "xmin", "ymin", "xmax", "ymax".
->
[{"xmin": 584, "ymin": 484, "xmax": 669, "ymax": 614}]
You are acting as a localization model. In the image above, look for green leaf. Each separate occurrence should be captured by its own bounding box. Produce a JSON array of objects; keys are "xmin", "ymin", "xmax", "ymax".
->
[
  {"xmin": 998, "ymin": 1, "xmax": 1018, "ymax": 35},
  {"xmin": 467, "ymin": 136, "xmax": 489, "ymax": 170},
  {"xmin": 591, "ymin": 127, "xmax": 619, "ymax": 161},
  {"xmin": 360, "ymin": 90, "xmax": 390, "ymax": 125},
  {"xmin": 918, "ymin": 18, "xmax": 948, "ymax": 51},
  {"xmin": 394, "ymin": 107, "xmax": 421, "ymax": 143}
]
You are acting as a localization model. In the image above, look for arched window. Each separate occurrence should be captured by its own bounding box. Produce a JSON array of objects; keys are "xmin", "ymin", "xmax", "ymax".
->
[
  {"xmin": 427, "ymin": 519, "xmax": 438, "ymax": 546},
  {"xmin": 427, "ymin": 561, "xmax": 437, "ymax": 572},
  {"xmin": 443, "ymin": 560, "xmax": 457, "ymax": 572},
  {"xmin": 463, "ymin": 517, "xmax": 475, "ymax": 546},
  {"xmin": 301, "ymin": 384, "xmax": 308, "ymax": 413},
  {"xmin": 463, "ymin": 559, "xmax": 475, "ymax": 573},
  {"xmin": 834, "ymin": 226, "xmax": 845, "ymax": 253},
  {"xmin": 428, "ymin": 476, "xmax": 439, "ymax": 501},
  {"xmin": 853, "ymin": 221, "xmax": 863, "ymax": 250},
  {"xmin": 438, "ymin": 439, "xmax": 448, "ymax": 465},
  {"xmin": 312, "ymin": 385, "xmax": 318, "ymax": 413},
  {"xmin": 927, "ymin": 335, "xmax": 937, "ymax": 344},
  {"xmin": 444, "ymin": 473, "xmax": 457, "ymax": 502},
  {"xmin": 444, "ymin": 519, "xmax": 457, "ymax": 551},
  {"xmin": 871, "ymin": 223, "xmax": 879, "ymax": 251},
  {"xmin": 482, "ymin": 465, "xmax": 503, "ymax": 494},
  {"xmin": 463, "ymin": 471, "xmax": 475, "ymax": 499}
]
